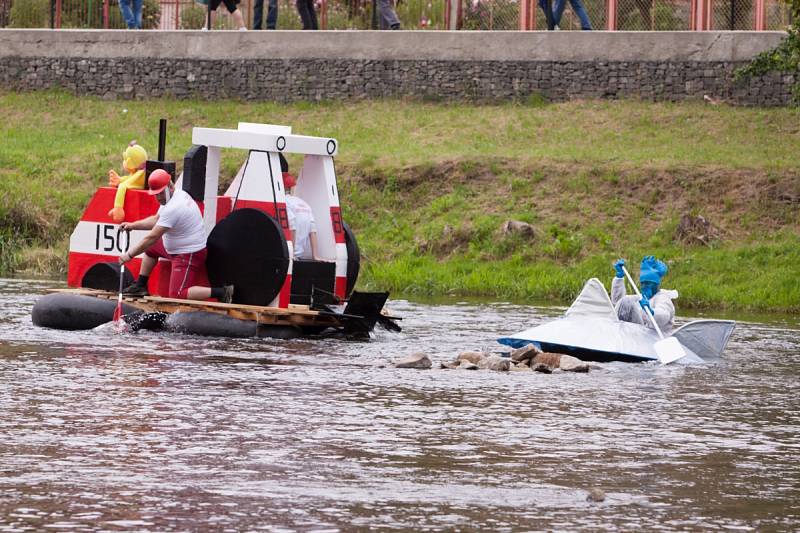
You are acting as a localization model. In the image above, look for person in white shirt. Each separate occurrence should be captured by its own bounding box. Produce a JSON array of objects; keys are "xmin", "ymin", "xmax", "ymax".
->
[
  {"xmin": 281, "ymin": 164, "xmax": 321, "ymax": 261},
  {"xmin": 118, "ymin": 170, "xmax": 233, "ymax": 303}
]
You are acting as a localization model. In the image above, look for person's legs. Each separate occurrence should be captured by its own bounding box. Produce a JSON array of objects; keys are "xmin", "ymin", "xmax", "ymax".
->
[
  {"xmin": 169, "ymin": 248, "xmax": 233, "ymax": 302},
  {"xmin": 296, "ymin": 0, "xmax": 306, "ymax": 27},
  {"xmin": 119, "ymin": 0, "xmax": 136, "ymax": 29},
  {"xmin": 378, "ymin": 0, "xmax": 400, "ymax": 29},
  {"xmin": 379, "ymin": 5, "xmax": 388, "ymax": 29},
  {"xmin": 231, "ymin": 8, "xmax": 247, "ymax": 29},
  {"xmin": 206, "ymin": 0, "xmax": 222, "ymax": 28},
  {"xmin": 266, "ymin": 0, "xmax": 278, "ymax": 29},
  {"xmin": 137, "ymin": 254, "xmax": 158, "ymax": 277},
  {"xmin": 123, "ymin": 240, "xmax": 166, "ymax": 296},
  {"xmin": 296, "ymin": 0, "xmax": 318, "ymax": 29},
  {"xmin": 170, "ymin": 249, "xmax": 206, "ymax": 299},
  {"xmin": 186, "ymin": 285, "xmax": 233, "ymax": 302},
  {"xmin": 220, "ymin": 0, "xmax": 246, "ymax": 29},
  {"xmin": 307, "ymin": 0, "xmax": 319, "ymax": 29},
  {"xmin": 569, "ymin": 0, "xmax": 592, "ymax": 29},
  {"xmin": 552, "ymin": 0, "xmax": 566, "ymax": 26},
  {"xmin": 537, "ymin": 0, "xmax": 555, "ymax": 30},
  {"xmin": 253, "ymin": 0, "xmax": 264, "ymax": 29},
  {"xmin": 133, "ymin": 0, "xmax": 143, "ymax": 28}
]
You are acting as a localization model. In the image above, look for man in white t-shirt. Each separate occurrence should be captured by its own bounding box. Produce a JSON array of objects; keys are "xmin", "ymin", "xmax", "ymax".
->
[
  {"xmin": 118, "ymin": 170, "xmax": 233, "ymax": 302},
  {"xmin": 282, "ymin": 168, "xmax": 320, "ymax": 261}
]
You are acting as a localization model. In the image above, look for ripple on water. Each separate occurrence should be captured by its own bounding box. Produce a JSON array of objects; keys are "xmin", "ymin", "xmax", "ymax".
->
[{"xmin": 0, "ymin": 279, "xmax": 798, "ymax": 531}]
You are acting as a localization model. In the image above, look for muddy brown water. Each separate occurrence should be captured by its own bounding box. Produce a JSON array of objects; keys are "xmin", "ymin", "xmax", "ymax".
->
[{"xmin": 0, "ymin": 279, "xmax": 798, "ymax": 531}]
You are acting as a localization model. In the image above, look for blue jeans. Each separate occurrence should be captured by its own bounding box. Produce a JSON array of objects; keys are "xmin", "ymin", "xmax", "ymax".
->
[
  {"xmin": 536, "ymin": 0, "xmax": 555, "ymax": 30},
  {"xmin": 253, "ymin": 0, "xmax": 278, "ymax": 29},
  {"xmin": 119, "ymin": 0, "xmax": 143, "ymax": 29},
  {"xmin": 378, "ymin": 0, "xmax": 400, "ymax": 29},
  {"xmin": 553, "ymin": 0, "xmax": 592, "ymax": 29}
]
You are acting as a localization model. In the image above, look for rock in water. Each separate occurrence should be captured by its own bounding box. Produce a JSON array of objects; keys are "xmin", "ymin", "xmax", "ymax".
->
[
  {"xmin": 511, "ymin": 344, "xmax": 540, "ymax": 362},
  {"xmin": 531, "ymin": 352, "xmax": 563, "ymax": 371},
  {"xmin": 559, "ymin": 354, "xmax": 590, "ymax": 373},
  {"xmin": 477, "ymin": 355, "xmax": 510, "ymax": 371},
  {"xmin": 528, "ymin": 352, "xmax": 591, "ymax": 373},
  {"xmin": 457, "ymin": 361, "xmax": 479, "ymax": 370},
  {"xmin": 587, "ymin": 488, "xmax": 606, "ymax": 502},
  {"xmin": 456, "ymin": 351, "xmax": 488, "ymax": 364},
  {"xmin": 394, "ymin": 352, "xmax": 432, "ymax": 369}
]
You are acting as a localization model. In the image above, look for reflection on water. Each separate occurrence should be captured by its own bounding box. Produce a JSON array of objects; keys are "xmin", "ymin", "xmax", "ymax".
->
[{"xmin": 0, "ymin": 279, "xmax": 798, "ymax": 531}]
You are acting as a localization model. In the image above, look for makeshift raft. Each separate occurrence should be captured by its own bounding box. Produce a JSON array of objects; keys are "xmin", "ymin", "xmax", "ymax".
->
[
  {"xmin": 33, "ymin": 120, "xmax": 401, "ymax": 339},
  {"xmin": 33, "ymin": 288, "xmax": 400, "ymax": 339}
]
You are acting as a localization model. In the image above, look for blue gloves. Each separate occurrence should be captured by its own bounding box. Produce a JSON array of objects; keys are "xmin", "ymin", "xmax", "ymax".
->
[
  {"xmin": 639, "ymin": 296, "xmax": 654, "ymax": 316},
  {"xmin": 614, "ymin": 258, "xmax": 626, "ymax": 278}
]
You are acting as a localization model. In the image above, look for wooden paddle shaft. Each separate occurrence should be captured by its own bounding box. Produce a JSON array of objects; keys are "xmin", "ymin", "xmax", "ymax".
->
[{"xmin": 118, "ymin": 264, "xmax": 125, "ymax": 303}]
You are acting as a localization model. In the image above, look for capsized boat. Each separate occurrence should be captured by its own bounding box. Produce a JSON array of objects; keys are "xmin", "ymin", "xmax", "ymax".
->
[{"xmin": 497, "ymin": 278, "xmax": 735, "ymax": 363}]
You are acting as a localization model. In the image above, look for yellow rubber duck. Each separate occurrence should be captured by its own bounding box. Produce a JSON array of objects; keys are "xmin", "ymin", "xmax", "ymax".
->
[{"xmin": 108, "ymin": 142, "xmax": 148, "ymax": 223}]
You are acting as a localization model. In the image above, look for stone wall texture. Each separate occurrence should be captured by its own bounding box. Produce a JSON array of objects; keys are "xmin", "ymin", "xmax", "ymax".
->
[{"xmin": 0, "ymin": 29, "xmax": 793, "ymax": 105}]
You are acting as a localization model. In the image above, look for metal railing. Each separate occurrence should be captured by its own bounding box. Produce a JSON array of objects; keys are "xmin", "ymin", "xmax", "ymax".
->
[{"xmin": 0, "ymin": 0, "xmax": 792, "ymax": 30}]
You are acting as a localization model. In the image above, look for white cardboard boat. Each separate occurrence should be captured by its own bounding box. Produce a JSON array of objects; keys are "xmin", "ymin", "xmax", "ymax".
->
[{"xmin": 498, "ymin": 278, "xmax": 735, "ymax": 363}]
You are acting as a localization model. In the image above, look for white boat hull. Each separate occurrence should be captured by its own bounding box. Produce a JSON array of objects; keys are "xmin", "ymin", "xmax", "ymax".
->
[{"xmin": 498, "ymin": 279, "xmax": 735, "ymax": 363}]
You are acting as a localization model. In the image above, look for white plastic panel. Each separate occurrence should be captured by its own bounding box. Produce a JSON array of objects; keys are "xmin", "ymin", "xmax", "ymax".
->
[
  {"xmin": 235, "ymin": 151, "xmax": 274, "ymax": 203},
  {"xmin": 294, "ymin": 155, "xmax": 337, "ymax": 261},
  {"xmin": 192, "ymin": 128, "xmax": 337, "ymax": 157},
  {"xmin": 237, "ymin": 122, "xmax": 292, "ymax": 136},
  {"xmin": 203, "ymin": 146, "xmax": 221, "ymax": 237}
]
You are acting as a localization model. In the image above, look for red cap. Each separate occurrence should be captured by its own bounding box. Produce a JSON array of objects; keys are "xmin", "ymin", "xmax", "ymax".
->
[
  {"xmin": 282, "ymin": 172, "xmax": 296, "ymax": 189},
  {"xmin": 147, "ymin": 169, "xmax": 171, "ymax": 195}
]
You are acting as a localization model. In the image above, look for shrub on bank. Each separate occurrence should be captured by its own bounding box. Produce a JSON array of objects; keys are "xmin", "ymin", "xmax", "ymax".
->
[
  {"xmin": 9, "ymin": 0, "xmax": 49, "ymax": 28},
  {"xmin": 736, "ymin": 0, "xmax": 800, "ymax": 105}
]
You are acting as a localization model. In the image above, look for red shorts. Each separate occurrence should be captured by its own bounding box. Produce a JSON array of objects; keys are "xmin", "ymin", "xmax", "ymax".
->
[{"xmin": 145, "ymin": 239, "xmax": 209, "ymax": 299}]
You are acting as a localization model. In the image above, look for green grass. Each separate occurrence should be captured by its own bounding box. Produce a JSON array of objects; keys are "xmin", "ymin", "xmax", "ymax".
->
[{"xmin": 1, "ymin": 90, "xmax": 799, "ymax": 312}]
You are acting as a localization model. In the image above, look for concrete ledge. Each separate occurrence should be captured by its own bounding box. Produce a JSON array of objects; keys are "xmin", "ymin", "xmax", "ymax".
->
[
  {"xmin": 0, "ymin": 29, "xmax": 787, "ymax": 62},
  {"xmin": 0, "ymin": 29, "xmax": 792, "ymax": 105}
]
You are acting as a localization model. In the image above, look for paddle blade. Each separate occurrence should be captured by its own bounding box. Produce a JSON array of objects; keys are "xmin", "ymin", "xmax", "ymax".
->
[
  {"xmin": 113, "ymin": 301, "xmax": 123, "ymax": 323},
  {"xmin": 655, "ymin": 336, "xmax": 686, "ymax": 365}
]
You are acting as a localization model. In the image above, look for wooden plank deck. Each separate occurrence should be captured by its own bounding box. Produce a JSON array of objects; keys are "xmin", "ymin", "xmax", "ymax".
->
[{"xmin": 47, "ymin": 288, "xmax": 342, "ymax": 328}]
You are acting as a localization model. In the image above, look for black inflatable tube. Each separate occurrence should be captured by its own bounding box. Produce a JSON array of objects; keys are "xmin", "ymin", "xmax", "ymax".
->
[
  {"xmin": 32, "ymin": 293, "xmax": 139, "ymax": 331},
  {"xmin": 32, "ymin": 293, "xmax": 303, "ymax": 339},
  {"xmin": 166, "ymin": 311, "xmax": 302, "ymax": 340}
]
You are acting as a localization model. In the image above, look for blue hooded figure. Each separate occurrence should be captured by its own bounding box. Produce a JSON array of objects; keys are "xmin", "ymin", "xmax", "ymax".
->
[{"xmin": 610, "ymin": 256, "xmax": 678, "ymax": 332}]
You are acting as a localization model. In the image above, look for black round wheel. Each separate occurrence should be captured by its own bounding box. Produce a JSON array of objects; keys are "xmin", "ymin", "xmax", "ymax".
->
[
  {"xmin": 206, "ymin": 208, "xmax": 290, "ymax": 306},
  {"xmin": 81, "ymin": 261, "xmax": 134, "ymax": 292}
]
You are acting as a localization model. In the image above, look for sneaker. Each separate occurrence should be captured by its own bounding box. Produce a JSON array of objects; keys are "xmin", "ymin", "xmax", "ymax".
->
[
  {"xmin": 122, "ymin": 282, "xmax": 148, "ymax": 297},
  {"xmin": 221, "ymin": 285, "xmax": 235, "ymax": 304}
]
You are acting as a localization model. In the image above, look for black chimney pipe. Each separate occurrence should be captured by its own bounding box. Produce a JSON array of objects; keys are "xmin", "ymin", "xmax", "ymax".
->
[
  {"xmin": 158, "ymin": 118, "xmax": 167, "ymax": 162},
  {"xmin": 146, "ymin": 118, "xmax": 176, "ymax": 182}
]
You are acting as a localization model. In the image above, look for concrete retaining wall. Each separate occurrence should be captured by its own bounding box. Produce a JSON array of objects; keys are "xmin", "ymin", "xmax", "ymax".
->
[{"xmin": 0, "ymin": 29, "xmax": 793, "ymax": 105}]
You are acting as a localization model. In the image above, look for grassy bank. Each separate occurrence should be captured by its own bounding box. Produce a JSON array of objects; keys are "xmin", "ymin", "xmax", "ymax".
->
[{"xmin": 1, "ymin": 91, "xmax": 798, "ymax": 312}]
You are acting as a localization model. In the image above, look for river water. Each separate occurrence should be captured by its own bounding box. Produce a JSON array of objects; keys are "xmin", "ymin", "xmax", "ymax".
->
[{"xmin": 0, "ymin": 278, "xmax": 798, "ymax": 531}]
